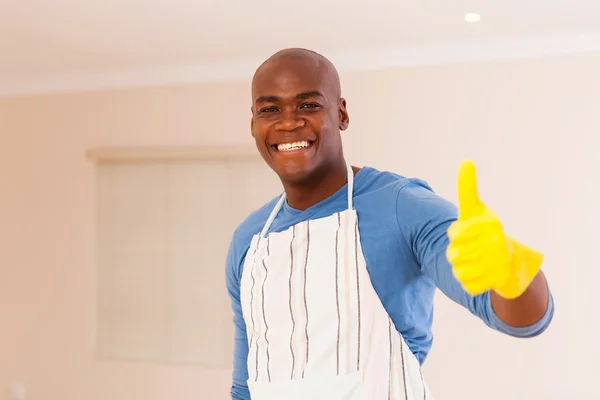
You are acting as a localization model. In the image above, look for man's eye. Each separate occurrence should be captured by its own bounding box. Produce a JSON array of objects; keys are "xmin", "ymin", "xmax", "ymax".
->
[
  {"xmin": 300, "ymin": 103, "xmax": 319, "ymax": 109},
  {"xmin": 261, "ymin": 107, "xmax": 278, "ymax": 113}
]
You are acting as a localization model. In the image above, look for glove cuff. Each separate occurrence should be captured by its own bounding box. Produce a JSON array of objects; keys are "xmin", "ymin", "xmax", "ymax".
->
[{"xmin": 495, "ymin": 236, "xmax": 544, "ymax": 299}]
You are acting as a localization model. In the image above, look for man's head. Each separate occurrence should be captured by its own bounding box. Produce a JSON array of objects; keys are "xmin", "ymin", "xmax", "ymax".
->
[{"xmin": 250, "ymin": 48, "xmax": 349, "ymax": 185}]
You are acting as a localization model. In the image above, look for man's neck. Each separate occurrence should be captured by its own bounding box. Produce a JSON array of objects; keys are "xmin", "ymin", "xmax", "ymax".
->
[{"xmin": 282, "ymin": 163, "xmax": 358, "ymax": 211}]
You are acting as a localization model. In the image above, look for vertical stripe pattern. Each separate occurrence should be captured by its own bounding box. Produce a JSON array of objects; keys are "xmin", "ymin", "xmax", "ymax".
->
[
  {"xmin": 335, "ymin": 213, "xmax": 341, "ymax": 375},
  {"xmin": 288, "ymin": 226, "xmax": 296, "ymax": 380},
  {"xmin": 239, "ymin": 208, "xmax": 434, "ymax": 399},
  {"xmin": 355, "ymin": 216, "xmax": 361, "ymax": 371},
  {"xmin": 388, "ymin": 319, "xmax": 393, "ymax": 400},
  {"xmin": 420, "ymin": 369, "xmax": 426, "ymax": 400},
  {"xmin": 261, "ymin": 237, "xmax": 271, "ymax": 381},
  {"xmin": 302, "ymin": 220, "xmax": 310, "ymax": 378},
  {"xmin": 400, "ymin": 328, "xmax": 408, "ymax": 400},
  {"xmin": 249, "ymin": 237, "xmax": 260, "ymax": 381}
]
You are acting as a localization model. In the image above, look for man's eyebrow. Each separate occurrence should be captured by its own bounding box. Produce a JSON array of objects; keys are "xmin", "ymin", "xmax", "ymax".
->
[
  {"xmin": 254, "ymin": 91, "xmax": 325, "ymax": 104},
  {"xmin": 255, "ymin": 95, "xmax": 280, "ymax": 104},
  {"xmin": 296, "ymin": 91, "xmax": 324, "ymax": 100}
]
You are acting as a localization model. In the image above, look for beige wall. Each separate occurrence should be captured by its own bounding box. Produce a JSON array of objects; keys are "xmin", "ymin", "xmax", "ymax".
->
[{"xmin": 1, "ymin": 52, "xmax": 599, "ymax": 399}]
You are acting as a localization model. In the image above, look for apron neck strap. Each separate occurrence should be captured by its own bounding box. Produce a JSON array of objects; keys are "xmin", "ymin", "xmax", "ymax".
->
[
  {"xmin": 260, "ymin": 163, "xmax": 354, "ymax": 238},
  {"xmin": 346, "ymin": 161, "xmax": 354, "ymax": 211}
]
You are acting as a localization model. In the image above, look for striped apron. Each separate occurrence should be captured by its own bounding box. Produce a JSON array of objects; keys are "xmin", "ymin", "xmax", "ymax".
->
[{"xmin": 240, "ymin": 163, "xmax": 434, "ymax": 400}]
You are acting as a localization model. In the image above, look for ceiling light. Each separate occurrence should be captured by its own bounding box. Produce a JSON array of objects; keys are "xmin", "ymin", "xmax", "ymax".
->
[{"xmin": 464, "ymin": 13, "xmax": 481, "ymax": 23}]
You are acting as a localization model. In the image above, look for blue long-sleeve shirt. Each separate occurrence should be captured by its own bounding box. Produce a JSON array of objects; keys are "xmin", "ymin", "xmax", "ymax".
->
[{"xmin": 225, "ymin": 166, "xmax": 554, "ymax": 399}]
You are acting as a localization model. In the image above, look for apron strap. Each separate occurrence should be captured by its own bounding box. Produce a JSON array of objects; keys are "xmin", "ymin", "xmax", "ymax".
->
[
  {"xmin": 346, "ymin": 162, "xmax": 354, "ymax": 211},
  {"xmin": 260, "ymin": 163, "xmax": 355, "ymax": 238},
  {"xmin": 260, "ymin": 193, "xmax": 286, "ymax": 238}
]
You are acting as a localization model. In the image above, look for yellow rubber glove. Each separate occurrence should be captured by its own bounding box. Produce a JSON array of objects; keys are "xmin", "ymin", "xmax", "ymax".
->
[{"xmin": 446, "ymin": 160, "xmax": 544, "ymax": 299}]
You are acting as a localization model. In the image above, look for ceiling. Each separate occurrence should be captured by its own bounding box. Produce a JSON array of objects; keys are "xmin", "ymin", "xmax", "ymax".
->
[{"xmin": 2, "ymin": 0, "xmax": 600, "ymax": 96}]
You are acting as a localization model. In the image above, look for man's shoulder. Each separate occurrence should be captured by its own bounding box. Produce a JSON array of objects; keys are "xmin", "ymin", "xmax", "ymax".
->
[
  {"xmin": 359, "ymin": 166, "xmax": 406, "ymax": 183},
  {"xmin": 358, "ymin": 166, "xmax": 454, "ymax": 221},
  {"xmin": 357, "ymin": 166, "xmax": 434, "ymax": 196}
]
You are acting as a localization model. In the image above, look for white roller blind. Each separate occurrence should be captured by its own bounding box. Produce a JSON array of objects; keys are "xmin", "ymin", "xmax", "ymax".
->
[{"xmin": 95, "ymin": 155, "xmax": 282, "ymax": 366}]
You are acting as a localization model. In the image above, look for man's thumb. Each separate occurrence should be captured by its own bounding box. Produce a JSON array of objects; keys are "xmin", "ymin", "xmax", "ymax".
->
[{"xmin": 457, "ymin": 160, "xmax": 484, "ymax": 219}]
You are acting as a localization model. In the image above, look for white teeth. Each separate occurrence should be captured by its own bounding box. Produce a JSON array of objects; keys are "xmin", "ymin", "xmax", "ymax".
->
[{"xmin": 277, "ymin": 141, "xmax": 311, "ymax": 152}]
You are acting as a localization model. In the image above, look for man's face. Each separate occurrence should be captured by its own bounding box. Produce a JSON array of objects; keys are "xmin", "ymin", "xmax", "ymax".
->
[{"xmin": 250, "ymin": 57, "xmax": 349, "ymax": 184}]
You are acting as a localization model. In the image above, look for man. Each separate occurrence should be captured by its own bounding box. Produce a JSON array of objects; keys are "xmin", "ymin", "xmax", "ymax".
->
[{"xmin": 225, "ymin": 48, "xmax": 554, "ymax": 400}]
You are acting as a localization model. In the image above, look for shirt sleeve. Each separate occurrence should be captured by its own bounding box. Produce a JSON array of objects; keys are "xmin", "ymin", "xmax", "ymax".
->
[
  {"xmin": 395, "ymin": 179, "xmax": 554, "ymax": 337},
  {"xmin": 225, "ymin": 234, "xmax": 251, "ymax": 400}
]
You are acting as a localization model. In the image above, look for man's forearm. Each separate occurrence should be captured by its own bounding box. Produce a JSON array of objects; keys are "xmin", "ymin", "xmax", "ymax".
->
[{"xmin": 490, "ymin": 270, "xmax": 550, "ymax": 327}]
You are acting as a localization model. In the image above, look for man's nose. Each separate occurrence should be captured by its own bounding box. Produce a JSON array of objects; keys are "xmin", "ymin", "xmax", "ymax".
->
[{"xmin": 275, "ymin": 109, "xmax": 305, "ymax": 131}]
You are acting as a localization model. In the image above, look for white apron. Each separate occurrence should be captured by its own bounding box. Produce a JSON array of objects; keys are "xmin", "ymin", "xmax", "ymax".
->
[{"xmin": 240, "ymin": 164, "xmax": 434, "ymax": 400}]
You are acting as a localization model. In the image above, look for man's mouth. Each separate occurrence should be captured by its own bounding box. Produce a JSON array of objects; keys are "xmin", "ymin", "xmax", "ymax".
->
[{"xmin": 272, "ymin": 140, "xmax": 315, "ymax": 152}]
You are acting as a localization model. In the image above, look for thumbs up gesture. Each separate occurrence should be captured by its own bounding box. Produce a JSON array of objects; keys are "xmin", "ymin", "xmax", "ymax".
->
[{"xmin": 446, "ymin": 160, "xmax": 544, "ymax": 299}]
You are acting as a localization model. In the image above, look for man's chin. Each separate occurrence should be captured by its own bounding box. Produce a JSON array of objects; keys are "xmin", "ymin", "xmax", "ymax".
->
[{"xmin": 273, "ymin": 163, "xmax": 315, "ymax": 185}]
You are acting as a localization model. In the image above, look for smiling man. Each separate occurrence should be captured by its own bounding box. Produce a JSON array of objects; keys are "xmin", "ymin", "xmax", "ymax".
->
[{"xmin": 225, "ymin": 48, "xmax": 554, "ymax": 400}]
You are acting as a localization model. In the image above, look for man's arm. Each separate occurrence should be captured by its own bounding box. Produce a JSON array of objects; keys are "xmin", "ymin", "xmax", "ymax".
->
[
  {"xmin": 490, "ymin": 271, "xmax": 549, "ymax": 327},
  {"xmin": 396, "ymin": 178, "xmax": 554, "ymax": 335},
  {"xmin": 225, "ymin": 237, "xmax": 251, "ymax": 400},
  {"xmin": 446, "ymin": 160, "xmax": 553, "ymax": 328}
]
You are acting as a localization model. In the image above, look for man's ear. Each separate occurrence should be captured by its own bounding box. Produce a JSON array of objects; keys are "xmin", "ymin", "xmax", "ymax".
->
[
  {"xmin": 339, "ymin": 98, "xmax": 349, "ymax": 131},
  {"xmin": 250, "ymin": 106, "xmax": 255, "ymax": 138}
]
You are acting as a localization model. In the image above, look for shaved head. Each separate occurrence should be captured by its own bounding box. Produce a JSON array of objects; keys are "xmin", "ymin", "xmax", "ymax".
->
[{"xmin": 252, "ymin": 48, "xmax": 341, "ymax": 99}]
